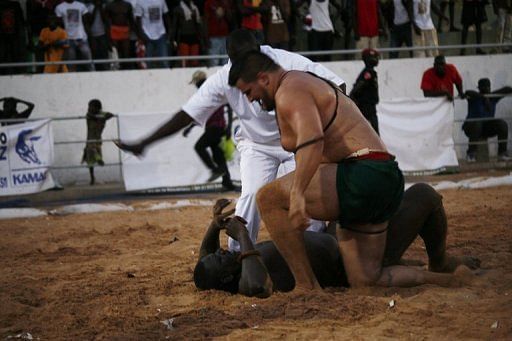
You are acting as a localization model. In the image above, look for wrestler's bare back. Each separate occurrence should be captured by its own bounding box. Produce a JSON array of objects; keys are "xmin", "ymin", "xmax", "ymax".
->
[{"xmin": 275, "ymin": 71, "xmax": 386, "ymax": 161}]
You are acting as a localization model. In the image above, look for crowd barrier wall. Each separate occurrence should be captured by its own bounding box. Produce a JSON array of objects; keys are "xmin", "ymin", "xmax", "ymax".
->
[{"xmin": 0, "ymin": 54, "xmax": 510, "ymax": 186}]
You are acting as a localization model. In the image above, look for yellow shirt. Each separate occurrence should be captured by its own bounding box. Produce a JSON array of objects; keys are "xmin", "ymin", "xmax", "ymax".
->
[{"xmin": 39, "ymin": 27, "xmax": 69, "ymax": 73}]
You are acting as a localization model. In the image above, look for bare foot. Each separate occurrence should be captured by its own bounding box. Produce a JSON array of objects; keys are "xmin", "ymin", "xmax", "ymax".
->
[{"xmin": 429, "ymin": 255, "xmax": 481, "ymax": 273}]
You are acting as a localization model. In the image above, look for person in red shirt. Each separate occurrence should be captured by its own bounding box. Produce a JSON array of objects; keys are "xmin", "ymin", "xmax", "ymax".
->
[
  {"xmin": 421, "ymin": 55, "xmax": 464, "ymax": 101},
  {"xmin": 204, "ymin": 0, "xmax": 233, "ymax": 66},
  {"xmin": 353, "ymin": 0, "xmax": 386, "ymax": 51}
]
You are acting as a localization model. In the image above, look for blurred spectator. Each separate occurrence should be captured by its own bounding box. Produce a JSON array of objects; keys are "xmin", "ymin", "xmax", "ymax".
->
[
  {"xmin": 412, "ymin": 0, "xmax": 445, "ymax": 57},
  {"xmin": 341, "ymin": 0, "xmax": 354, "ymax": 57},
  {"xmin": 460, "ymin": 0, "xmax": 488, "ymax": 55},
  {"xmin": 135, "ymin": 0, "xmax": 172, "ymax": 68},
  {"xmin": 350, "ymin": 48, "xmax": 380, "ymax": 134},
  {"xmin": 106, "ymin": 0, "xmax": 138, "ymax": 69},
  {"xmin": 382, "ymin": 0, "xmax": 419, "ymax": 58},
  {"xmin": 204, "ymin": 0, "xmax": 232, "ymax": 66},
  {"xmin": 27, "ymin": 0, "xmax": 58, "ymax": 73},
  {"xmin": 262, "ymin": 0, "xmax": 290, "ymax": 49},
  {"xmin": 437, "ymin": 0, "xmax": 459, "ymax": 32},
  {"xmin": 82, "ymin": 99, "xmax": 114, "ymax": 185},
  {"xmin": 38, "ymin": 14, "xmax": 69, "ymax": 73},
  {"xmin": 0, "ymin": 97, "xmax": 35, "ymax": 126},
  {"xmin": 55, "ymin": 0, "xmax": 94, "ymax": 71},
  {"xmin": 493, "ymin": 0, "xmax": 512, "ymax": 53},
  {"xmin": 353, "ymin": 0, "xmax": 385, "ymax": 52},
  {"xmin": 87, "ymin": 0, "xmax": 111, "ymax": 71},
  {"xmin": 0, "ymin": 0, "xmax": 26, "ymax": 75},
  {"xmin": 303, "ymin": 0, "xmax": 336, "ymax": 61},
  {"xmin": 462, "ymin": 78, "xmax": 512, "ymax": 162},
  {"xmin": 172, "ymin": 0, "xmax": 205, "ymax": 67},
  {"xmin": 421, "ymin": 55, "xmax": 464, "ymax": 101},
  {"xmin": 237, "ymin": 0, "xmax": 266, "ymax": 44},
  {"xmin": 184, "ymin": 70, "xmax": 238, "ymax": 190}
]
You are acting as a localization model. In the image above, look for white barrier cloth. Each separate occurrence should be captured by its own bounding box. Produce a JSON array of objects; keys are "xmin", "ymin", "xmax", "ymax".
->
[
  {"xmin": 118, "ymin": 112, "xmax": 240, "ymax": 191},
  {"xmin": 0, "ymin": 120, "xmax": 55, "ymax": 196},
  {"xmin": 378, "ymin": 98, "xmax": 459, "ymax": 173}
]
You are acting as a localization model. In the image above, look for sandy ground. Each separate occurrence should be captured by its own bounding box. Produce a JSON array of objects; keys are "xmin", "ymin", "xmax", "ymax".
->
[{"xmin": 1, "ymin": 185, "xmax": 511, "ymax": 340}]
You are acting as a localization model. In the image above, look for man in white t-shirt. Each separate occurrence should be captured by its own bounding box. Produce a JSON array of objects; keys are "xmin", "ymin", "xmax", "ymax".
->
[
  {"xmin": 55, "ymin": 0, "xmax": 94, "ymax": 71},
  {"xmin": 412, "ymin": 0, "xmax": 446, "ymax": 57},
  {"xmin": 134, "ymin": 0, "xmax": 171, "ymax": 68},
  {"xmin": 117, "ymin": 29, "xmax": 346, "ymax": 251}
]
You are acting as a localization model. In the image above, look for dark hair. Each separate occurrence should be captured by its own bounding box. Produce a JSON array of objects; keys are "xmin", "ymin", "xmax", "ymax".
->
[
  {"xmin": 226, "ymin": 29, "xmax": 259, "ymax": 62},
  {"xmin": 193, "ymin": 250, "xmax": 241, "ymax": 293},
  {"xmin": 434, "ymin": 55, "xmax": 446, "ymax": 65},
  {"xmin": 478, "ymin": 78, "xmax": 491, "ymax": 88},
  {"xmin": 228, "ymin": 51, "xmax": 280, "ymax": 87},
  {"xmin": 88, "ymin": 99, "xmax": 102, "ymax": 108}
]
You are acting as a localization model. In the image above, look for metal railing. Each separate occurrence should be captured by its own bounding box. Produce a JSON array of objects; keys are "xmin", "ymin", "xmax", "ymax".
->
[{"xmin": 0, "ymin": 42, "xmax": 511, "ymax": 70}]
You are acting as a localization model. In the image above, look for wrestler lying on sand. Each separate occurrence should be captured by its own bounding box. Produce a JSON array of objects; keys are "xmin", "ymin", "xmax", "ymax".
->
[
  {"xmin": 194, "ymin": 184, "xmax": 480, "ymax": 297},
  {"xmin": 227, "ymin": 51, "xmax": 468, "ymax": 291}
]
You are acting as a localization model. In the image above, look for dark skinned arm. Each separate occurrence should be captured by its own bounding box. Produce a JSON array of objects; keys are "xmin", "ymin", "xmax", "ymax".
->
[
  {"xmin": 423, "ymin": 89, "xmax": 453, "ymax": 101},
  {"xmin": 225, "ymin": 216, "xmax": 273, "ymax": 298},
  {"xmin": 197, "ymin": 199, "xmax": 235, "ymax": 260},
  {"xmin": 115, "ymin": 110, "xmax": 194, "ymax": 156},
  {"xmin": 455, "ymin": 82, "xmax": 464, "ymax": 98}
]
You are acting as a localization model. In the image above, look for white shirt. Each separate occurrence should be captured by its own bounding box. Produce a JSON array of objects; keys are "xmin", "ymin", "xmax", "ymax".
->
[
  {"xmin": 393, "ymin": 0, "xmax": 410, "ymax": 26},
  {"xmin": 55, "ymin": 1, "xmax": 89, "ymax": 40},
  {"xmin": 135, "ymin": 0, "xmax": 169, "ymax": 40},
  {"xmin": 182, "ymin": 46, "xmax": 345, "ymax": 146},
  {"xmin": 413, "ymin": 0, "xmax": 434, "ymax": 30},
  {"xmin": 309, "ymin": 0, "xmax": 333, "ymax": 32}
]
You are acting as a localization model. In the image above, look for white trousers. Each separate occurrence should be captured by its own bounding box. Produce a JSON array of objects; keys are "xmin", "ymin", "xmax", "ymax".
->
[{"xmin": 228, "ymin": 140, "xmax": 325, "ymax": 251}]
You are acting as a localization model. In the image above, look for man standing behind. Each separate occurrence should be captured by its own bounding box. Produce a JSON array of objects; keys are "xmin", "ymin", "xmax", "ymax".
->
[
  {"xmin": 204, "ymin": 0, "xmax": 232, "ymax": 66},
  {"xmin": 87, "ymin": 0, "xmax": 111, "ymax": 71},
  {"xmin": 412, "ymin": 0, "xmax": 445, "ymax": 57},
  {"xmin": 106, "ymin": 0, "xmax": 138, "ymax": 69},
  {"xmin": 39, "ymin": 14, "xmax": 69, "ymax": 73},
  {"xmin": 350, "ymin": 48, "xmax": 380, "ymax": 135},
  {"xmin": 462, "ymin": 78, "xmax": 512, "ymax": 162},
  {"xmin": 55, "ymin": 0, "xmax": 94, "ymax": 71},
  {"xmin": 421, "ymin": 55, "xmax": 464, "ymax": 101},
  {"xmin": 135, "ymin": 0, "xmax": 172, "ymax": 68}
]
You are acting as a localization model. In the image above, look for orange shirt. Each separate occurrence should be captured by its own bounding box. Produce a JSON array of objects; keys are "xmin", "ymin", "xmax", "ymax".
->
[{"xmin": 39, "ymin": 27, "xmax": 69, "ymax": 73}]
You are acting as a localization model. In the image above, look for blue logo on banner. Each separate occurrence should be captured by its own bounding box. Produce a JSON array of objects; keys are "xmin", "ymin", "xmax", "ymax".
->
[{"xmin": 16, "ymin": 129, "xmax": 42, "ymax": 165}]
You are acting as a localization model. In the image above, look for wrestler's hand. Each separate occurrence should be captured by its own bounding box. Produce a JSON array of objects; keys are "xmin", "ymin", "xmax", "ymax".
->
[
  {"xmin": 289, "ymin": 191, "xmax": 309, "ymax": 230},
  {"xmin": 212, "ymin": 198, "xmax": 235, "ymax": 229},
  {"xmin": 114, "ymin": 140, "xmax": 145, "ymax": 156},
  {"xmin": 224, "ymin": 216, "xmax": 248, "ymax": 241}
]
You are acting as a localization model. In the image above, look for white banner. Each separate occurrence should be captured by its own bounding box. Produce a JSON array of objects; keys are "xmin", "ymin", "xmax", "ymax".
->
[
  {"xmin": 378, "ymin": 98, "xmax": 459, "ymax": 173},
  {"xmin": 119, "ymin": 99, "xmax": 459, "ymax": 190},
  {"xmin": 0, "ymin": 120, "xmax": 56, "ymax": 196},
  {"xmin": 118, "ymin": 112, "xmax": 240, "ymax": 191}
]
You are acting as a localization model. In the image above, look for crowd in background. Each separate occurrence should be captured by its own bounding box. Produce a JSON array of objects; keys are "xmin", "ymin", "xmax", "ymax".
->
[{"xmin": 0, "ymin": 0, "xmax": 511, "ymax": 74}]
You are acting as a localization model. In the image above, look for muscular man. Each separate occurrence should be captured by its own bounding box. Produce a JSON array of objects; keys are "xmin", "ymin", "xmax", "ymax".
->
[
  {"xmin": 194, "ymin": 184, "xmax": 480, "ymax": 297},
  {"xmin": 116, "ymin": 29, "xmax": 345, "ymax": 251},
  {"xmin": 228, "ymin": 51, "xmax": 439, "ymax": 291}
]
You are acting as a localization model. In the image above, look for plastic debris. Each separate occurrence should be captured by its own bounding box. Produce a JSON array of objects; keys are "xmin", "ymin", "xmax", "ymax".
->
[
  {"xmin": 161, "ymin": 318, "xmax": 175, "ymax": 330},
  {"xmin": 389, "ymin": 300, "xmax": 395, "ymax": 308},
  {"xmin": 126, "ymin": 272, "xmax": 136, "ymax": 278},
  {"xmin": 169, "ymin": 236, "xmax": 179, "ymax": 244},
  {"xmin": 491, "ymin": 321, "xmax": 498, "ymax": 329},
  {"xmin": 6, "ymin": 332, "xmax": 33, "ymax": 340},
  {"xmin": 251, "ymin": 304, "xmax": 257, "ymax": 308}
]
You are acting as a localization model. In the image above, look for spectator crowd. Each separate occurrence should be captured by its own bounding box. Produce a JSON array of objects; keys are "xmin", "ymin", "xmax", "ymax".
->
[{"xmin": 0, "ymin": 0, "xmax": 511, "ymax": 74}]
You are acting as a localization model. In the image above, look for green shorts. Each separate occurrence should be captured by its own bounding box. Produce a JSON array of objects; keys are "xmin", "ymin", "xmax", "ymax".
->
[{"xmin": 336, "ymin": 159, "xmax": 404, "ymax": 225}]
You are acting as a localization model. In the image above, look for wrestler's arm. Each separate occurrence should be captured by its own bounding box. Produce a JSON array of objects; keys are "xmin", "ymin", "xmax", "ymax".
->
[
  {"xmin": 197, "ymin": 199, "xmax": 234, "ymax": 260},
  {"xmin": 278, "ymin": 88, "xmax": 324, "ymax": 229},
  {"xmin": 225, "ymin": 217, "xmax": 273, "ymax": 298}
]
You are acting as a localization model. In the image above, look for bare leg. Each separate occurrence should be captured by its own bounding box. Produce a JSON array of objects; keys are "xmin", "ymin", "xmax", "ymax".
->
[
  {"xmin": 377, "ymin": 264, "xmax": 465, "ymax": 287},
  {"xmin": 256, "ymin": 164, "xmax": 340, "ymax": 291},
  {"xmin": 89, "ymin": 167, "xmax": 95, "ymax": 185}
]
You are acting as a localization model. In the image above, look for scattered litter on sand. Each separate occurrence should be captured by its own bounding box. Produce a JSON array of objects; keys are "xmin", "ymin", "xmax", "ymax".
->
[{"xmin": 161, "ymin": 318, "xmax": 175, "ymax": 330}]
